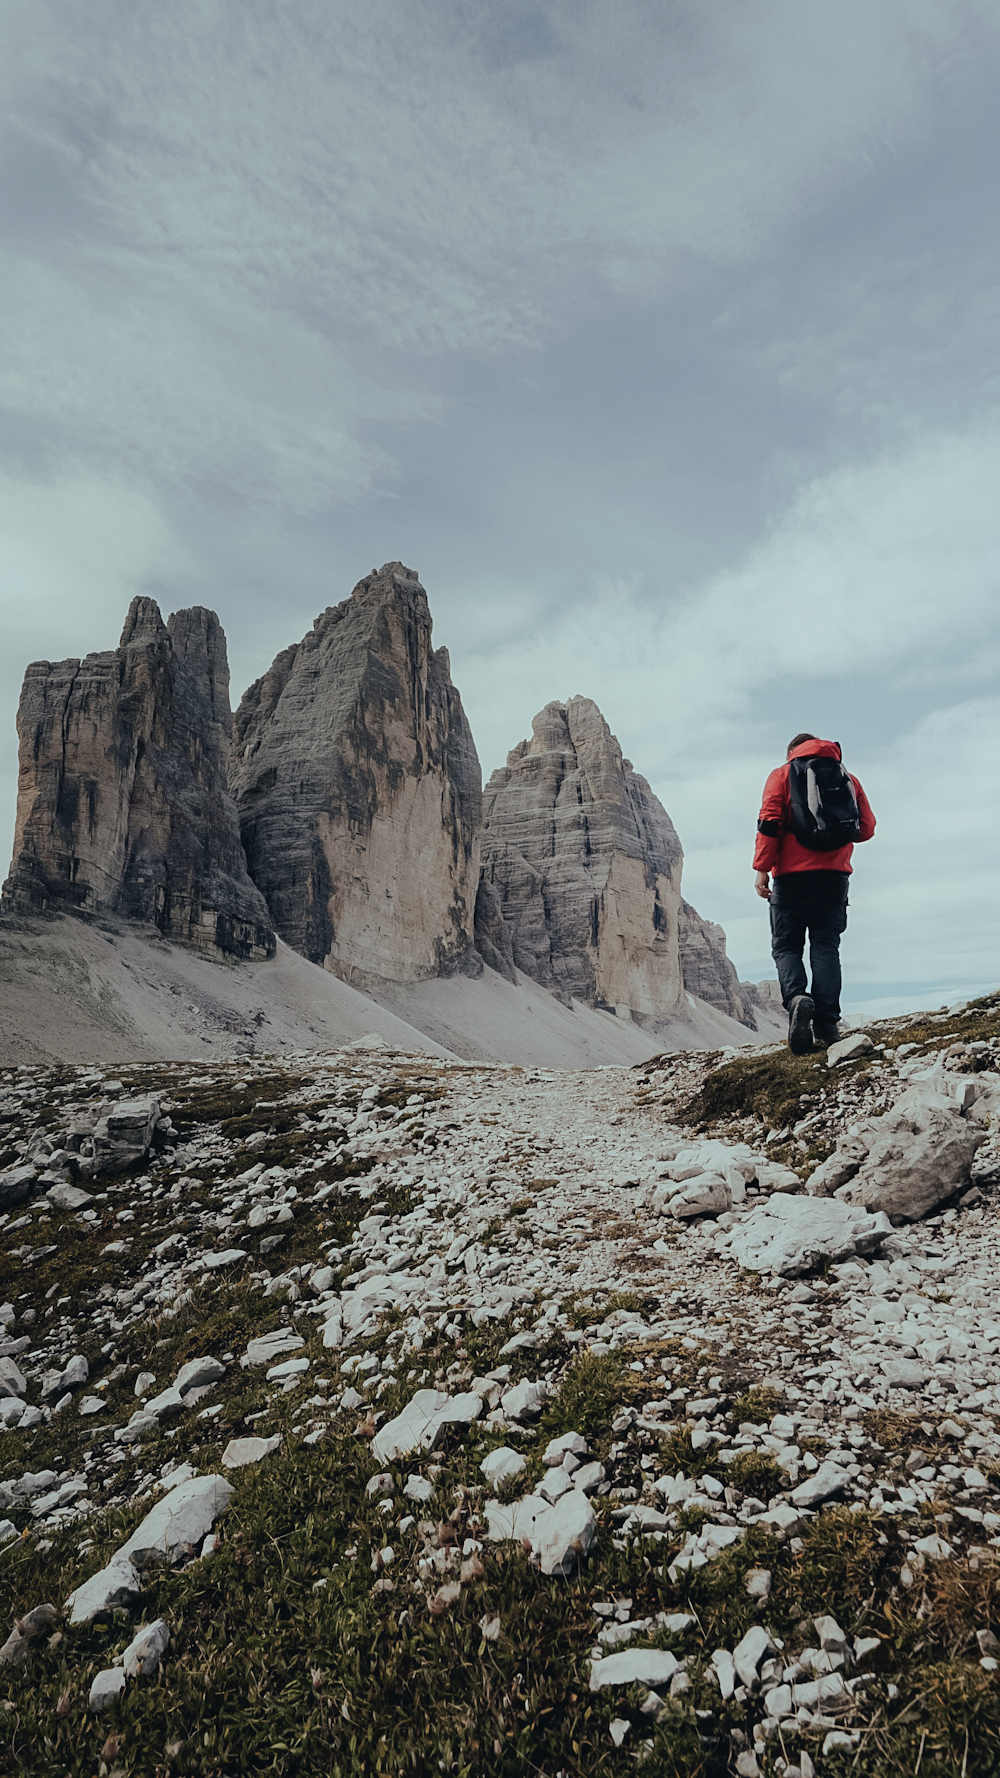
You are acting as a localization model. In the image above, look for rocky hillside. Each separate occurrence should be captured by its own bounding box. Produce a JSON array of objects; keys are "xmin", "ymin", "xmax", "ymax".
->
[
  {"xmin": 2, "ymin": 600, "xmax": 274, "ymax": 963},
  {"xmin": 231, "ymin": 564, "xmax": 482, "ymax": 988},
  {"xmin": 1, "ymin": 992, "xmax": 999, "ymax": 1775}
]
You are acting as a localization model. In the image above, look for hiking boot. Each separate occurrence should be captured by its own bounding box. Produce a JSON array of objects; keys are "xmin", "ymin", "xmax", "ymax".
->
[
  {"xmin": 814, "ymin": 1022, "xmax": 841, "ymax": 1047},
  {"xmin": 788, "ymin": 994, "xmax": 815, "ymax": 1056}
]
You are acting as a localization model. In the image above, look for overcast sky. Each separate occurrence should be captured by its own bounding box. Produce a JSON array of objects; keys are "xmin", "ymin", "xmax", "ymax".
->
[{"xmin": 2, "ymin": 0, "xmax": 999, "ymax": 1015}]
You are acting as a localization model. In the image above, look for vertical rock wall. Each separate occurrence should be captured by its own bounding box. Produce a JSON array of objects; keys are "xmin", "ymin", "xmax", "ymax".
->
[
  {"xmin": 2, "ymin": 599, "xmax": 274, "ymax": 960},
  {"xmin": 231, "ymin": 563, "xmax": 482, "ymax": 986},
  {"xmin": 477, "ymin": 698, "xmax": 686, "ymax": 1019},
  {"xmin": 677, "ymin": 899, "xmax": 758, "ymax": 1027}
]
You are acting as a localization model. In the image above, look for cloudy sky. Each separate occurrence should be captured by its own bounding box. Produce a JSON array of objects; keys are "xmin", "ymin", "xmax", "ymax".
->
[{"xmin": 2, "ymin": 0, "xmax": 999, "ymax": 1014}]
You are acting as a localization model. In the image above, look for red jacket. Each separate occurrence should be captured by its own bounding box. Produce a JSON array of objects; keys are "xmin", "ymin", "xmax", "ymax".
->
[{"xmin": 753, "ymin": 739, "xmax": 875, "ymax": 876}]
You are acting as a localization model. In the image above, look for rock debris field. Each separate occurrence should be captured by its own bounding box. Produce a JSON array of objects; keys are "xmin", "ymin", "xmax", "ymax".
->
[{"xmin": 2, "ymin": 994, "xmax": 1000, "ymax": 1776}]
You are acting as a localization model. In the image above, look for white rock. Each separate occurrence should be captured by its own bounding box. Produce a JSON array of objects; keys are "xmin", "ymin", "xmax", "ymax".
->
[
  {"xmin": 543, "ymin": 1430, "xmax": 588, "ymax": 1467},
  {"xmin": 480, "ymin": 1447, "xmax": 527, "ymax": 1491},
  {"xmin": 310, "ymin": 1266, "xmax": 335, "ymax": 1294},
  {"xmin": 120, "ymin": 1473, "xmax": 234, "ymax": 1565},
  {"xmin": 826, "ymin": 1033, "xmax": 874, "ymax": 1067},
  {"xmin": 500, "ymin": 1379, "xmax": 547, "ymax": 1422},
  {"xmin": 78, "ymin": 1395, "xmax": 106, "ymax": 1416},
  {"xmin": 711, "ymin": 1648, "xmax": 737, "ymax": 1699},
  {"xmin": 222, "ymin": 1435, "xmax": 282, "ymax": 1469},
  {"xmin": 589, "ymin": 1649, "xmax": 679, "ymax": 1691},
  {"xmin": 485, "ymin": 1493, "xmax": 551, "ymax": 1544},
  {"xmin": 538, "ymin": 1467, "xmax": 575, "ymax": 1505},
  {"xmin": 745, "ymin": 1568, "xmax": 772, "ymax": 1601},
  {"xmin": 122, "ymin": 1618, "xmax": 170, "ymax": 1678},
  {"xmin": 790, "ymin": 1461, "xmax": 850, "ymax": 1507},
  {"xmin": 733, "ymin": 1624, "xmax": 774, "ymax": 1689},
  {"xmin": 321, "ymin": 1310, "xmax": 343, "ymax": 1350},
  {"xmin": 134, "ymin": 1371, "xmax": 157, "ymax": 1397},
  {"xmin": 836, "ymin": 1082, "xmax": 984, "ymax": 1220},
  {"xmin": 202, "ymin": 1247, "xmax": 248, "ymax": 1269},
  {"xmin": 660, "ymin": 1172, "xmax": 731, "ymax": 1218},
  {"xmin": 403, "ymin": 1474, "xmax": 436, "ymax": 1503},
  {"xmin": 532, "ymin": 1488, "xmax": 597, "ymax": 1576},
  {"xmin": 66, "ymin": 1550, "xmax": 141, "ymax": 1625},
  {"xmin": 0, "ymin": 1358, "xmax": 27, "ymax": 1398},
  {"xmin": 422, "ymin": 1391, "xmax": 483, "ymax": 1449},
  {"xmin": 813, "ymin": 1613, "xmax": 847, "ymax": 1653},
  {"xmin": 175, "ymin": 1356, "xmax": 225, "ymax": 1396},
  {"xmin": 572, "ymin": 1460, "xmax": 607, "ymax": 1495},
  {"xmin": 266, "ymin": 1357, "xmax": 310, "ymax": 1381},
  {"xmin": 371, "ymin": 1389, "xmax": 449, "ymax": 1464},
  {"xmin": 914, "ymin": 1533, "xmax": 953, "ymax": 1561},
  {"xmin": 89, "ymin": 1667, "xmax": 127, "ymax": 1711},
  {"xmin": 241, "ymin": 1337, "xmax": 302, "ymax": 1372},
  {"xmin": 880, "ymin": 1357, "xmax": 927, "ymax": 1390},
  {"xmin": 45, "ymin": 1183, "xmax": 94, "ymax": 1211},
  {"xmin": 723, "ymin": 1195, "xmax": 892, "ymax": 1277}
]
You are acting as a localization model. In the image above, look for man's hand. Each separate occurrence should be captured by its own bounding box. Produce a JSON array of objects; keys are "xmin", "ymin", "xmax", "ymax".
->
[{"xmin": 755, "ymin": 870, "xmax": 772, "ymax": 900}]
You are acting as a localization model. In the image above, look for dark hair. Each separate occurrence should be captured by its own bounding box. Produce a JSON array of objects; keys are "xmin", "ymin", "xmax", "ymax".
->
[{"xmin": 787, "ymin": 732, "xmax": 816, "ymax": 754}]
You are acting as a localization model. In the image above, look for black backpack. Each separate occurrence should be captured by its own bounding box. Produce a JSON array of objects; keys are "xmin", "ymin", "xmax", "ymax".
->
[{"xmin": 787, "ymin": 751, "xmax": 861, "ymax": 851}]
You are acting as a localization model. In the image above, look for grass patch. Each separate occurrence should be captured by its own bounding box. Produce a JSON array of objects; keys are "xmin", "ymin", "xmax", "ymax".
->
[
  {"xmin": 673, "ymin": 1049, "xmax": 829, "ymax": 1131},
  {"xmin": 730, "ymin": 1386, "xmax": 785, "ymax": 1425},
  {"xmin": 724, "ymin": 1451, "xmax": 784, "ymax": 1499}
]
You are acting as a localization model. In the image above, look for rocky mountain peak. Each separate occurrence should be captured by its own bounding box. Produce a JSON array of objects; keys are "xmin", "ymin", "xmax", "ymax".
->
[
  {"xmin": 2, "ymin": 598, "xmax": 274, "ymax": 961},
  {"xmin": 231, "ymin": 563, "xmax": 482, "ymax": 987},
  {"xmin": 477, "ymin": 696, "xmax": 686, "ymax": 1018}
]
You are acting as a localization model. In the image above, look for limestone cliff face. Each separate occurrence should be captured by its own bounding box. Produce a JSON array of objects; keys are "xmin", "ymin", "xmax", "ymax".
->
[
  {"xmin": 231, "ymin": 563, "xmax": 482, "ymax": 986},
  {"xmin": 2, "ymin": 599, "xmax": 274, "ymax": 960},
  {"xmin": 477, "ymin": 698, "xmax": 686, "ymax": 1019},
  {"xmin": 677, "ymin": 899, "xmax": 757, "ymax": 1027}
]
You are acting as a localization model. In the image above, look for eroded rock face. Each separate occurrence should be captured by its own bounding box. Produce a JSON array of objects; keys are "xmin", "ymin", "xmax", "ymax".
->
[
  {"xmin": 677, "ymin": 900, "xmax": 757, "ymax": 1026},
  {"xmin": 478, "ymin": 698, "xmax": 685, "ymax": 1019},
  {"xmin": 3, "ymin": 599, "xmax": 274, "ymax": 960},
  {"xmin": 231, "ymin": 564, "xmax": 481, "ymax": 986}
]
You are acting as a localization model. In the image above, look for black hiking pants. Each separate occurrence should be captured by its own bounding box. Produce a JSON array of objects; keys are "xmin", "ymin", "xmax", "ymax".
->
[{"xmin": 769, "ymin": 870, "xmax": 849, "ymax": 1030}]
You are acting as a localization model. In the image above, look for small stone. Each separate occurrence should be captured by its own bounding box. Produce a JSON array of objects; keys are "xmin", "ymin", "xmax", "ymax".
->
[
  {"xmin": 221, "ymin": 1435, "xmax": 282, "ymax": 1470},
  {"xmin": 480, "ymin": 1447, "xmax": 527, "ymax": 1491},
  {"xmin": 365, "ymin": 1473, "xmax": 394, "ymax": 1497},
  {"xmin": 122, "ymin": 1618, "xmax": 170, "ymax": 1678},
  {"xmin": 89, "ymin": 1667, "xmax": 126, "ymax": 1712},
  {"xmin": 745, "ymin": 1568, "xmax": 772, "ymax": 1601},
  {"xmin": 609, "ymin": 1718, "xmax": 630, "ymax": 1746},
  {"xmin": 733, "ymin": 1624, "xmax": 773, "ymax": 1689},
  {"xmin": 500, "ymin": 1378, "xmax": 547, "ymax": 1422},
  {"xmin": 479, "ymin": 1613, "xmax": 501, "ymax": 1641},
  {"xmin": 174, "ymin": 1356, "xmax": 225, "ymax": 1396},
  {"xmin": 538, "ymin": 1468, "xmax": 575, "ymax": 1505},
  {"xmin": 813, "ymin": 1613, "xmax": 847, "ymax": 1653},
  {"xmin": 533, "ymin": 1489, "xmax": 596, "ymax": 1576},
  {"xmin": 134, "ymin": 1372, "xmax": 156, "ymax": 1398},
  {"xmin": 244, "ymin": 1329, "xmax": 305, "ymax": 1367},
  {"xmin": 826, "ymin": 1032, "xmax": 874, "ymax": 1066},
  {"xmin": 371, "ymin": 1389, "xmax": 449, "ymax": 1464},
  {"xmin": 572, "ymin": 1460, "xmax": 607, "ymax": 1495},
  {"xmin": 914, "ymin": 1533, "xmax": 953, "ymax": 1561},
  {"xmin": 542, "ymin": 1430, "xmax": 588, "ymax": 1467},
  {"xmin": 881, "ymin": 1358, "xmax": 928, "ymax": 1390},
  {"xmin": 711, "ymin": 1648, "xmax": 736, "ymax": 1698},
  {"xmin": 78, "ymin": 1396, "xmax": 106, "ymax": 1416},
  {"xmin": 590, "ymin": 1649, "xmax": 679, "ymax": 1691},
  {"xmin": 265, "ymin": 1357, "xmax": 309, "ymax": 1382},
  {"xmin": 403, "ymin": 1474, "xmax": 435, "ymax": 1503},
  {"xmin": 790, "ymin": 1461, "xmax": 850, "ymax": 1508}
]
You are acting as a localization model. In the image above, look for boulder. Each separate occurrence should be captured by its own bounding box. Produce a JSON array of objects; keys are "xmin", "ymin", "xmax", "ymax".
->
[
  {"xmin": 0, "ymin": 1358, "xmax": 27, "ymax": 1399},
  {"xmin": 85, "ymin": 1096, "xmax": 162, "ymax": 1176},
  {"xmin": 44, "ymin": 1183, "xmax": 94, "ymax": 1211},
  {"xmin": 719, "ymin": 1195, "xmax": 892, "ymax": 1276},
  {"xmin": 789, "ymin": 1461, "xmax": 851, "ymax": 1507},
  {"xmin": 658, "ymin": 1171, "xmax": 731, "ymax": 1219},
  {"xmin": 231, "ymin": 563, "xmax": 481, "ymax": 986},
  {"xmin": 835, "ymin": 1083, "xmax": 985, "ymax": 1220},
  {"xmin": 2, "ymin": 597, "xmax": 273, "ymax": 960},
  {"xmin": 0, "ymin": 1167, "xmax": 37, "ymax": 1211}
]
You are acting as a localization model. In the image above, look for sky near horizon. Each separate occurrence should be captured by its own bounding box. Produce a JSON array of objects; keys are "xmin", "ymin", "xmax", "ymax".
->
[{"xmin": 1, "ymin": 0, "xmax": 999, "ymax": 1013}]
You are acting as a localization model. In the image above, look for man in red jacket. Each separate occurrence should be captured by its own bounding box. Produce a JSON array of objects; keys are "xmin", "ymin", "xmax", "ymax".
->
[{"xmin": 754, "ymin": 734, "xmax": 876, "ymax": 1054}]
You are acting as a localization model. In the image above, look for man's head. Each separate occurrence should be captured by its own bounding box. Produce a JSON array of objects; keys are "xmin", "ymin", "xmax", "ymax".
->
[{"xmin": 786, "ymin": 732, "xmax": 816, "ymax": 759}]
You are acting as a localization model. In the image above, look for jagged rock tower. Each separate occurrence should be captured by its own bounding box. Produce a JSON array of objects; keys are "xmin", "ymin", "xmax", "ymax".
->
[
  {"xmin": 231, "ymin": 563, "xmax": 482, "ymax": 986},
  {"xmin": 2, "ymin": 599, "xmax": 275, "ymax": 960},
  {"xmin": 477, "ymin": 697, "xmax": 687, "ymax": 1019}
]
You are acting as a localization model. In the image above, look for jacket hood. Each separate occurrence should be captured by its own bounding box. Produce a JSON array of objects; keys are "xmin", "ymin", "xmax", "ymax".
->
[{"xmin": 788, "ymin": 738, "xmax": 842, "ymax": 763}]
